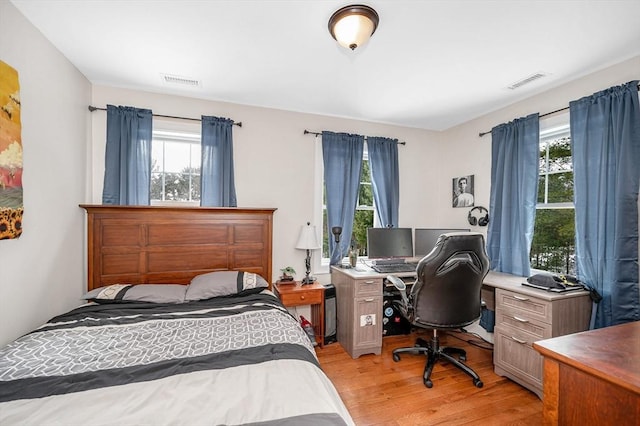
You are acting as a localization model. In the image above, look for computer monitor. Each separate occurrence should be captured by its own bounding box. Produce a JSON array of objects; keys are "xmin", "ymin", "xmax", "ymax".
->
[
  {"xmin": 366, "ymin": 228, "xmax": 413, "ymax": 259},
  {"xmin": 414, "ymin": 228, "xmax": 470, "ymax": 257}
]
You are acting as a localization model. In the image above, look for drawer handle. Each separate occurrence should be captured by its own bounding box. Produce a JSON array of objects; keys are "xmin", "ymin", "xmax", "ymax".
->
[
  {"xmin": 510, "ymin": 336, "xmax": 527, "ymax": 344},
  {"xmin": 513, "ymin": 315, "xmax": 529, "ymax": 323},
  {"xmin": 300, "ymin": 295, "xmax": 305, "ymax": 300},
  {"xmin": 364, "ymin": 298, "xmax": 375, "ymax": 302},
  {"xmin": 513, "ymin": 295, "xmax": 530, "ymax": 301},
  {"xmin": 363, "ymin": 281, "xmax": 376, "ymax": 285}
]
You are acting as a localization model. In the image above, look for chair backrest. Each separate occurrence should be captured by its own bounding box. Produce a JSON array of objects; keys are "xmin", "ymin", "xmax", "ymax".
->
[{"xmin": 410, "ymin": 232, "xmax": 489, "ymax": 329}]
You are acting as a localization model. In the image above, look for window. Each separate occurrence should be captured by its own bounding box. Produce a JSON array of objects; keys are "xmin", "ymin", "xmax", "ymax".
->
[
  {"xmin": 321, "ymin": 146, "xmax": 374, "ymax": 260},
  {"xmin": 530, "ymin": 117, "xmax": 576, "ymax": 274},
  {"xmin": 151, "ymin": 130, "xmax": 201, "ymax": 205}
]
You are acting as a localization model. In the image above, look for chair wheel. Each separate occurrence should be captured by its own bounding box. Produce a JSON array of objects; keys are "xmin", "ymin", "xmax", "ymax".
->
[
  {"xmin": 424, "ymin": 379, "xmax": 433, "ymax": 388},
  {"xmin": 393, "ymin": 354, "xmax": 401, "ymax": 362},
  {"xmin": 474, "ymin": 379, "xmax": 483, "ymax": 388}
]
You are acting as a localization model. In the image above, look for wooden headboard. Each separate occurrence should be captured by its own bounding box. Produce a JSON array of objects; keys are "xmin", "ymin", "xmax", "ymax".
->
[{"xmin": 80, "ymin": 205, "xmax": 276, "ymax": 291}]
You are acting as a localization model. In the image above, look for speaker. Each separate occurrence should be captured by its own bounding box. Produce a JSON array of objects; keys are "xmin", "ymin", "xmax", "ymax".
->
[
  {"xmin": 468, "ymin": 206, "xmax": 490, "ymax": 227},
  {"xmin": 323, "ymin": 284, "xmax": 337, "ymax": 345}
]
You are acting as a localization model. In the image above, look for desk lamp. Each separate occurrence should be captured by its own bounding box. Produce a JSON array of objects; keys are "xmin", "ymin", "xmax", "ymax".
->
[{"xmin": 296, "ymin": 222, "xmax": 321, "ymax": 284}]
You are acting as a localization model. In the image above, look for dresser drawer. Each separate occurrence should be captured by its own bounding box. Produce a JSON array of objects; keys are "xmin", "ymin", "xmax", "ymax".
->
[
  {"xmin": 279, "ymin": 289, "xmax": 323, "ymax": 307},
  {"xmin": 496, "ymin": 288, "xmax": 551, "ymax": 324},
  {"xmin": 354, "ymin": 278, "xmax": 382, "ymax": 297}
]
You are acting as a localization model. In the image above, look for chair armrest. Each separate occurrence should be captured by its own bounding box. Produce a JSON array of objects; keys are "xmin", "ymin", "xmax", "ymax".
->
[{"xmin": 386, "ymin": 275, "xmax": 409, "ymax": 307}]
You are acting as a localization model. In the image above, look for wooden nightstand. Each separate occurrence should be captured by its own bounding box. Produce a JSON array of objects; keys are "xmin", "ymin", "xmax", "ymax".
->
[{"xmin": 274, "ymin": 281, "xmax": 325, "ymax": 348}]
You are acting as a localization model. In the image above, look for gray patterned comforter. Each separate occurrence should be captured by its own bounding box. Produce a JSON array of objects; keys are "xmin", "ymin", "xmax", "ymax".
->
[{"xmin": 0, "ymin": 291, "xmax": 353, "ymax": 426}]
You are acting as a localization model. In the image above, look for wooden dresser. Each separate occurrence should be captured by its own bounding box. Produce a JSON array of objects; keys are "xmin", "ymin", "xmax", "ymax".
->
[
  {"xmin": 488, "ymin": 272, "xmax": 592, "ymax": 398},
  {"xmin": 534, "ymin": 321, "xmax": 640, "ymax": 425}
]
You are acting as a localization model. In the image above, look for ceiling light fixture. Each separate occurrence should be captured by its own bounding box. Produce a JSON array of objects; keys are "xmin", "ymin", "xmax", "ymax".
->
[{"xmin": 328, "ymin": 4, "xmax": 379, "ymax": 51}]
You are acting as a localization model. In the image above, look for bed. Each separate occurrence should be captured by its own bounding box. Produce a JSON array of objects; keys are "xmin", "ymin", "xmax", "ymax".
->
[{"xmin": 0, "ymin": 205, "xmax": 353, "ymax": 426}]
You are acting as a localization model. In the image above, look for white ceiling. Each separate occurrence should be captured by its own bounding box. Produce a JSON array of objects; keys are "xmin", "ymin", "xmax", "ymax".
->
[{"xmin": 11, "ymin": 0, "xmax": 640, "ymax": 131}]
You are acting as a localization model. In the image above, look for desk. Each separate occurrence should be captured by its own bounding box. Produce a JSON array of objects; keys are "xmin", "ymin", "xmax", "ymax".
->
[
  {"xmin": 534, "ymin": 321, "xmax": 640, "ymax": 425},
  {"xmin": 330, "ymin": 267, "xmax": 591, "ymax": 398}
]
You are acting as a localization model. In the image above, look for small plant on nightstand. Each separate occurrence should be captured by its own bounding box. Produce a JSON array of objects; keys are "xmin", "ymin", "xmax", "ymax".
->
[{"xmin": 279, "ymin": 266, "xmax": 296, "ymax": 282}]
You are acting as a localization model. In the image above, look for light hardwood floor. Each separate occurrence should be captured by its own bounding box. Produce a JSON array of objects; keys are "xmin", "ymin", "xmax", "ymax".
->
[{"xmin": 317, "ymin": 330, "xmax": 542, "ymax": 425}]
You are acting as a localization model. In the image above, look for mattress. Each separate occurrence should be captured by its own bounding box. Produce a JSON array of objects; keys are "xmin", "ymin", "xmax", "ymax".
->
[{"xmin": 0, "ymin": 290, "xmax": 353, "ymax": 425}]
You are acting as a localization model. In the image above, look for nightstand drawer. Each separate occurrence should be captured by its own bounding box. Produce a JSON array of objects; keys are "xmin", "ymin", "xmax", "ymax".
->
[{"xmin": 279, "ymin": 290, "xmax": 323, "ymax": 307}]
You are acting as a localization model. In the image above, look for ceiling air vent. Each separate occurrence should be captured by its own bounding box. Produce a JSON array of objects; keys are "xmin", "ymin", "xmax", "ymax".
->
[
  {"xmin": 507, "ymin": 72, "xmax": 547, "ymax": 90},
  {"xmin": 161, "ymin": 74, "xmax": 200, "ymax": 87}
]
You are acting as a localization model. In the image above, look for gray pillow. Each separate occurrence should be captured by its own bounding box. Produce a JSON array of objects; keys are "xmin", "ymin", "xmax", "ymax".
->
[
  {"xmin": 83, "ymin": 284, "xmax": 187, "ymax": 304},
  {"xmin": 185, "ymin": 271, "xmax": 269, "ymax": 301}
]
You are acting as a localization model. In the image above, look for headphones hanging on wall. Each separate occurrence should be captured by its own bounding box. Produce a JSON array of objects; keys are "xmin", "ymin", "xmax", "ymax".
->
[{"xmin": 468, "ymin": 206, "xmax": 490, "ymax": 227}]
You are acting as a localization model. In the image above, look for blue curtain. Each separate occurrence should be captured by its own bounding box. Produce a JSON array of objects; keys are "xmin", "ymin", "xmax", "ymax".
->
[
  {"xmin": 367, "ymin": 136, "xmax": 399, "ymax": 228},
  {"xmin": 322, "ymin": 131, "xmax": 365, "ymax": 265},
  {"xmin": 570, "ymin": 81, "xmax": 640, "ymax": 328},
  {"xmin": 201, "ymin": 116, "xmax": 237, "ymax": 207},
  {"xmin": 488, "ymin": 113, "xmax": 540, "ymax": 276},
  {"xmin": 102, "ymin": 105, "xmax": 152, "ymax": 205}
]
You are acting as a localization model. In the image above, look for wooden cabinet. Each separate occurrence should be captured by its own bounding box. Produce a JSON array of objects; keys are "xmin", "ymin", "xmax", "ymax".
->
[
  {"xmin": 493, "ymin": 284, "xmax": 591, "ymax": 398},
  {"xmin": 331, "ymin": 267, "xmax": 383, "ymax": 358},
  {"xmin": 273, "ymin": 281, "xmax": 325, "ymax": 348}
]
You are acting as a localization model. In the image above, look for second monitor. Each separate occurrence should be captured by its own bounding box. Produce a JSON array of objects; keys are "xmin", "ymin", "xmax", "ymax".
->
[
  {"xmin": 414, "ymin": 228, "xmax": 470, "ymax": 257},
  {"xmin": 367, "ymin": 227, "xmax": 413, "ymax": 260}
]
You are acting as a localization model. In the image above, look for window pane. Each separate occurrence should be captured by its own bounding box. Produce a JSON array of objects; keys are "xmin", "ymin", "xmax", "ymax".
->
[
  {"xmin": 530, "ymin": 209, "xmax": 576, "ymax": 275},
  {"xmin": 191, "ymin": 144, "xmax": 201, "ymax": 168},
  {"xmin": 547, "ymin": 171, "xmax": 573, "ymax": 203},
  {"xmin": 546, "ymin": 137, "xmax": 572, "ymax": 172},
  {"xmin": 191, "ymin": 173, "xmax": 201, "ymax": 201},
  {"xmin": 352, "ymin": 210, "xmax": 373, "ymax": 256},
  {"xmin": 152, "ymin": 145, "xmax": 164, "ymax": 173},
  {"xmin": 151, "ymin": 172, "xmax": 163, "ymax": 200},
  {"xmin": 358, "ymin": 182, "xmax": 373, "ymax": 207},
  {"xmin": 163, "ymin": 141, "xmax": 190, "ymax": 173}
]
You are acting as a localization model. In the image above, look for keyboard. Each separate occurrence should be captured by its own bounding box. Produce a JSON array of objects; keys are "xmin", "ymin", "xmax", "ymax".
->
[{"xmin": 372, "ymin": 263, "xmax": 417, "ymax": 273}]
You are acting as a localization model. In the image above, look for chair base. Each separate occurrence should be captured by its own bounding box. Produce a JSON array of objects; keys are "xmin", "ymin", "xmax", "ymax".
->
[{"xmin": 392, "ymin": 331, "xmax": 483, "ymax": 389}]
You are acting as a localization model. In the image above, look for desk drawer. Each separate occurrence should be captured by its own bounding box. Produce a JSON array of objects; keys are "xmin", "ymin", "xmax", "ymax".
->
[
  {"xmin": 496, "ymin": 308, "xmax": 551, "ymax": 340},
  {"xmin": 494, "ymin": 324, "xmax": 543, "ymax": 387},
  {"xmin": 354, "ymin": 278, "xmax": 383, "ymax": 297},
  {"xmin": 496, "ymin": 288, "xmax": 551, "ymax": 323},
  {"xmin": 279, "ymin": 290, "xmax": 323, "ymax": 307}
]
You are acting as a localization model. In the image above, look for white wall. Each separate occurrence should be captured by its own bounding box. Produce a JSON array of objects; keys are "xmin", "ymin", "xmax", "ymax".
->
[
  {"xmin": 0, "ymin": 1, "xmax": 91, "ymax": 346},
  {"xmin": 440, "ymin": 55, "xmax": 640, "ymax": 214},
  {"xmin": 90, "ymin": 86, "xmax": 442, "ymax": 285}
]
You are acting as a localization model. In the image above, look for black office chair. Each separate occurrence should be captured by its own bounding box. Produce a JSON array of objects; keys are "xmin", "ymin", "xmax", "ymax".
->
[{"xmin": 386, "ymin": 232, "xmax": 489, "ymax": 388}]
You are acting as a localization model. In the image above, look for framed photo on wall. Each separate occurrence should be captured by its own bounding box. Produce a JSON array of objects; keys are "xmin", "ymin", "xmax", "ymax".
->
[{"xmin": 452, "ymin": 175, "xmax": 474, "ymax": 208}]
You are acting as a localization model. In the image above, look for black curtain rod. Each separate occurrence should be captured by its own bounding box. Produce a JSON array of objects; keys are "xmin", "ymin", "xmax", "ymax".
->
[
  {"xmin": 303, "ymin": 129, "xmax": 406, "ymax": 145},
  {"xmin": 478, "ymin": 82, "xmax": 640, "ymax": 137},
  {"xmin": 88, "ymin": 106, "xmax": 242, "ymax": 127}
]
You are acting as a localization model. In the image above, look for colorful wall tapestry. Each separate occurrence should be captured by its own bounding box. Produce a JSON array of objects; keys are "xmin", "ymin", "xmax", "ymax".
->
[{"xmin": 0, "ymin": 60, "xmax": 23, "ymax": 239}]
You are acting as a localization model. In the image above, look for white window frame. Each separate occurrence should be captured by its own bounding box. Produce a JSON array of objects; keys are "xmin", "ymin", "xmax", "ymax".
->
[
  {"xmin": 151, "ymin": 121, "xmax": 201, "ymax": 207},
  {"xmin": 532, "ymin": 111, "xmax": 575, "ymax": 274}
]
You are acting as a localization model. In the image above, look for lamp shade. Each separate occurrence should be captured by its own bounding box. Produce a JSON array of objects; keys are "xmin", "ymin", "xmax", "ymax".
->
[
  {"xmin": 328, "ymin": 4, "xmax": 379, "ymax": 50},
  {"xmin": 296, "ymin": 222, "xmax": 321, "ymax": 250}
]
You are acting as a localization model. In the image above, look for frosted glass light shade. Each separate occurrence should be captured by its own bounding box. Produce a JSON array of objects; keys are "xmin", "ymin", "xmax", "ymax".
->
[{"xmin": 328, "ymin": 5, "xmax": 379, "ymax": 50}]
